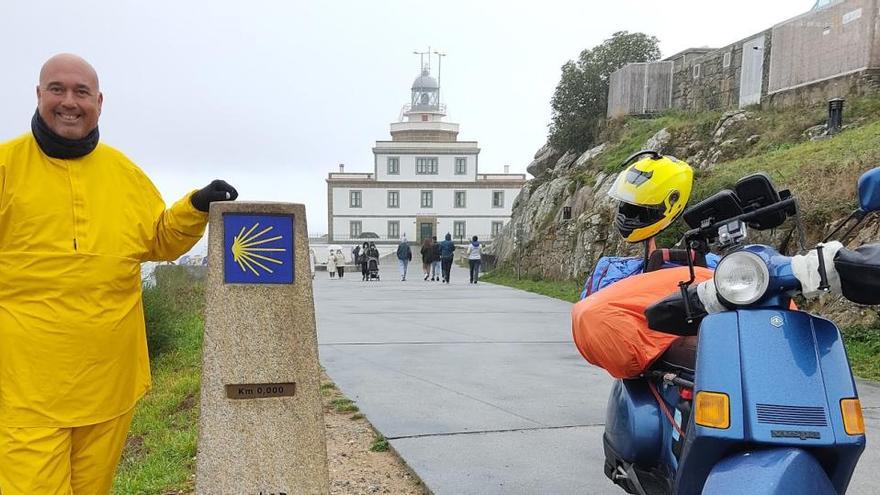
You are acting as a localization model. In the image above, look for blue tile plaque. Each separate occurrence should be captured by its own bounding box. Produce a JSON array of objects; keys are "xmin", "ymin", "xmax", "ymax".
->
[{"xmin": 223, "ymin": 214, "xmax": 294, "ymax": 284}]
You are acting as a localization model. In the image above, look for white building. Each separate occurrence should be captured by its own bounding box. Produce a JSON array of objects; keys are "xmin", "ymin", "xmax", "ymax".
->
[{"xmin": 326, "ymin": 61, "xmax": 526, "ymax": 245}]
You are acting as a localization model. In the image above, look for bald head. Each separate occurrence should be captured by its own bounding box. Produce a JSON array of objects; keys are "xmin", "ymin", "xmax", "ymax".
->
[
  {"xmin": 36, "ymin": 53, "xmax": 103, "ymax": 140},
  {"xmin": 39, "ymin": 53, "xmax": 99, "ymax": 90}
]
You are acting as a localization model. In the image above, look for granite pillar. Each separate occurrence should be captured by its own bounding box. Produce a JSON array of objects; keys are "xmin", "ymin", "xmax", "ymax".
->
[{"xmin": 196, "ymin": 202, "xmax": 329, "ymax": 494}]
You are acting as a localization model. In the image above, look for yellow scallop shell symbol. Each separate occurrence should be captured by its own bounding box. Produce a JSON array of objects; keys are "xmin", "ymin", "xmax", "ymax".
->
[{"xmin": 231, "ymin": 223, "xmax": 285, "ymax": 276}]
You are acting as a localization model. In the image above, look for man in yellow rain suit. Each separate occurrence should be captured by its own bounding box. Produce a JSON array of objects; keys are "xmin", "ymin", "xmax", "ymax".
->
[{"xmin": 0, "ymin": 53, "xmax": 238, "ymax": 493}]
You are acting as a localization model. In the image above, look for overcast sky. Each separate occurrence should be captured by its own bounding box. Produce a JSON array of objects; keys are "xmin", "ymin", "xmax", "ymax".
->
[{"xmin": 1, "ymin": 0, "xmax": 810, "ymax": 252}]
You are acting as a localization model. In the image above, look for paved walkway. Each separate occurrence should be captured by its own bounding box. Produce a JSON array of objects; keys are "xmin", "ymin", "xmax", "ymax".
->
[{"xmin": 314, "ymin": 264, "xmax": 880, "ymax": 494}]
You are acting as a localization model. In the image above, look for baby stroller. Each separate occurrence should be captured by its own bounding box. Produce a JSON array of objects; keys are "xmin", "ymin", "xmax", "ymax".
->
[
  {"xmin": 367, "ymin": 256, "xmax": 380, "ymax": 282},
  {"xmin": 367, "ymin": 256, "xmax": 380, "ymax": 281}
]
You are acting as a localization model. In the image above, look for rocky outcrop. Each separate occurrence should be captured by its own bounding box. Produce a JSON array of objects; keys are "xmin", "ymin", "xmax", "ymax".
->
[
  {"xmin": 525, "ymin": 144, "xmax": 562, "ymax": 178},
  {"xmin": 493, "ymin": 144, "xmax": 637, "ymax": 280}
]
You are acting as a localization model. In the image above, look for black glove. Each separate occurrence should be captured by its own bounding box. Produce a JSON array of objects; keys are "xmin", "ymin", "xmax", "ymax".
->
[{"xmin": 191, "ymin": 179, "xmax": 238, "ymax": 212}]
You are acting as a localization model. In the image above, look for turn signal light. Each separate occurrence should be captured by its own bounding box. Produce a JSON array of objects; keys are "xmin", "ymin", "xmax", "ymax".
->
[
  {"xmin": 695, "ymin": 391, "xmax": 730, "ymax": 429},
  {"xmin": 841, "ymin": 398, "xmax": 865, "ymax": 435}
]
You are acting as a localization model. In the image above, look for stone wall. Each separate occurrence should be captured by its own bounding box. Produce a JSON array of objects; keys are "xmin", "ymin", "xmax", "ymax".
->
[
  {"xmin": 615, "ymin": 1, "xmax": 880, "ymax": 116},
  {"xmin": 764, "ymin": 68, "xmax": 880, "ymax": 107},
  {"xmin": 670, "ymin": 30, "xmax": 772, "ymax": 112}
]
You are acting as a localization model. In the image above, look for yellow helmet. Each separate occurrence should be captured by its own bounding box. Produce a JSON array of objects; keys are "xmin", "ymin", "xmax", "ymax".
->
[{"xmin": 608, "ymin": 151, "xmax": 693, "ymax": 242}]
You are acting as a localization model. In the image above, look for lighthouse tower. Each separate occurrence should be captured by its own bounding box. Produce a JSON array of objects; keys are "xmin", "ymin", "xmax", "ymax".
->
[{"xmin": 391, "ymin": 60, "xmax": 459, "ymax": 142}]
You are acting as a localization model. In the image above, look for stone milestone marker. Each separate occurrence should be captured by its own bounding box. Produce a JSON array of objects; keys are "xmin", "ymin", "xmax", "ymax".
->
[{"xmin": 196, "ymin": 202, "xmax": 329, "ymax": 495}]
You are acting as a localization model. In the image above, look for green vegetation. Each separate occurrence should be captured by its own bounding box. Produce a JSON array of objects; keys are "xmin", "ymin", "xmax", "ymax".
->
[
  {"xmin": 549, "ymin": 31, "xmax": 660, "ymax": 152},
  {"xmin": 481, "ymin": 270, "xmax": 583, "ymax": 303},
  {"xmin": 842, "ymin": 323, "xmax": 880, "ymax": 381},
  {"xmin": 113, "ymin": 268, "xmax": 205, "ymax": 494},
  {"xmin": 331, "ymin": 397, "xmax": 360, "ymax": 414},
  {"xmin": 370, "ymin": 433, "xmax": 390, "ymax": 452},
  {"xmin": 598, "ymin": 115, "xmax": 677, "ymax": 173}
]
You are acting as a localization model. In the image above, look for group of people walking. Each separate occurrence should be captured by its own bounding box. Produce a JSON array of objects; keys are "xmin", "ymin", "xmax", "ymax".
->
[
  {"xmin": 326, "ymin": 248, "xmax": 346, "ymax": 279},
  {"xmin": 417, "ymin": 234, "xmax": 482, "ymax": 284},
  {"xmin": 324, "ymin": 235, "xmax": 483, "ymax": 284}
]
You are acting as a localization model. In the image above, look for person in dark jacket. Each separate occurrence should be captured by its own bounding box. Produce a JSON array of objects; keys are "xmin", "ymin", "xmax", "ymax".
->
[
  {"xmin": 420, "ymin": 237, "xmax": 434, "ymax": 281},
  {"xmin": 430, "ymin": 236, "xmax": 441, "ymax": 281},
  {"xmin": 359, "ymin": 241, "xmax": 369, "ymax": 281},
  {"xmin": 351, "ymin": 244, "xmax": 360, "ymax": 271},
  {"xmin": 396, "ymin": 235, "xmax": 413, "ymax": 281},
  {"xmin": 439, "ymin": 233, "xmax": 456, "ymax": 283}
]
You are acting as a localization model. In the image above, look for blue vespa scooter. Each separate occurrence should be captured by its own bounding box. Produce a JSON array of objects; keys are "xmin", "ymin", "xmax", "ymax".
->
[{"xmin": 600, "ymin": 168, "xmax": 880, "ymax": 494}]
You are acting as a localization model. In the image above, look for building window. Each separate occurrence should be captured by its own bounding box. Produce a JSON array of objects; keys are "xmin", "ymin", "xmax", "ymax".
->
[
  {"xmin": 416, "ymin": 157, "xmax": 438, "ymax": 175},
  {"xmin": 388, "ymin": 190, "xmax": 400, "ymax": 208},
  {"xmin": 492, "ymin": 191, "xmax": 504, "ymax": 208},
  {"xmin": 455, "ymin": 157, "xmax": 467, "ymax": 175},
  {"xmin": 388, "ymin": 221, "xmax": 400, "ymax": 239},
  {"xmin": 420, "ymin": 190, "xmax": 433, "ymax": 208},
  {"xmin": 350, "ymin": 221, "xmax": 362, "ymax": 238},
  {"xmin": 722, "ymin": 52, "xmax": 731, "ymax": 68},
  {"xmin": 491, "ymin": 221, "xmax": 503, "ymax": 238},
  {"xmin": 454, "ymin": 190, "xmax": 467, "ymax": 208},
  {"xmin": 387, "ymin": 157, "xmax": 399, "ymax": 175},
  {"xmin": 693, "ymin": 64, "xmax": 701, "ymax": 80},
  {"xmin": 563, "ymin": 206, "xmax": 572, "ymax": 220},
  {"xmin": 453, "ymin": 221, "xmax": 466, "ymax": 240},
  {"xmin": 350, "ymin": 190, "xmax": 362, "ymax": 208}
]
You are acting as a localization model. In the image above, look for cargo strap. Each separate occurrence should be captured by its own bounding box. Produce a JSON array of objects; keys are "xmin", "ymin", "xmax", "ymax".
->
[{"xmin": 648, "ymin": 381, "xmax": 686, "ymax": 439}]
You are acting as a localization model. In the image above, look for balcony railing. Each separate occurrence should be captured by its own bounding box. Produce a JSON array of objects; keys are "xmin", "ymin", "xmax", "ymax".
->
[
  {"xmin": 328, "ymin": 173, "xmax": 374, "ymax": 181},
  {"xmin": 477, "ymin": 173, "xmax": 527, "ymax": 181}
]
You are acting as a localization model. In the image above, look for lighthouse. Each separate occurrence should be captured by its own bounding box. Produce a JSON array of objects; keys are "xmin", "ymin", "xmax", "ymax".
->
[{"xmin": 326, "ymin": 52, "xmax": 526, "ymax": 246}]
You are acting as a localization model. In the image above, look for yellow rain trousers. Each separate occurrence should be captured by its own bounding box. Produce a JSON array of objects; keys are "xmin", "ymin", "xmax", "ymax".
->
[
  {"xmin": 0, "ymin": 409, "xmax": 134, "ymax": 494},
  {"xmin": 0, "ymin": 133, "xmax": 207, "ymax": 489}
]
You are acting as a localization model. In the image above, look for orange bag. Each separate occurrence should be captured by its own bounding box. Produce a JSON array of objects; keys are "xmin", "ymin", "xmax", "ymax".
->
[{"xmin": 571, "ymin": 266, "xmax": 714, "ymax": 379}]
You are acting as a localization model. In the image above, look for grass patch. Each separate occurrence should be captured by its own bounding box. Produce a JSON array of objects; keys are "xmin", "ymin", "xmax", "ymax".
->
[
  {"xmin": 842, "ymin": 323, "xmax": 880, "ymax": 381},
  {"xmin": 690, "ymin": 119, "xmax": 880, "ymax": 242},
  {"xmin": 331, "ymin": 398, "xmax": 360, "ymax": 414},
  {"xmin": 481, "ymin": 270, "xmax": 582, "ymax": 303},
  {"xmin": 370, "ymin": 433, "xmax": 390, "ymax": 452},
  {"xmin": 599, "ymin": 116, "xmax": 677, "ymax": 173},
  {"xmin": 112, "ymin": 267, "xmax": 205, "ymax": 494}
]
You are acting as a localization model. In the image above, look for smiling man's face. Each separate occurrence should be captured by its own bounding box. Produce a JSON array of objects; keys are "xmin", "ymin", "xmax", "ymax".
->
[{"xmin": 36, "ymin": 54, "xmax": 103, "ymax": 140}]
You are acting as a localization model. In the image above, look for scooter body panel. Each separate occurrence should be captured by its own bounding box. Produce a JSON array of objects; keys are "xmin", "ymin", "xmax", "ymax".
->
[
  {"xmin": 702, "ymin": 448, "xmax": 835, "ymax": 494},
  {"xmin": 604, "ymin": 380, "xmax": 662, "ymax": 466},
  {"xmin": 674, "ymin": 309, "xmax": 865, "ymax": 494}
]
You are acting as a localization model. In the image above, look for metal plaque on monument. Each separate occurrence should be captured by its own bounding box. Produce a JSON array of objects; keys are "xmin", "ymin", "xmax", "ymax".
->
[{"xmin": 196, "ymin": 202, "xmax": 329, "ymax": 494}]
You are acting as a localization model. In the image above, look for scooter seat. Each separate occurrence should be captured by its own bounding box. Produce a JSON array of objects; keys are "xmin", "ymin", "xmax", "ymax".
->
[{"xmin": 653, "ymin": 336, "xmax": 697, "ymax": 375}]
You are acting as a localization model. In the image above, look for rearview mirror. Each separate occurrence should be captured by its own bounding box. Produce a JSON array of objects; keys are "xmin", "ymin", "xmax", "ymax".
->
[{"xmin": 858, "ymin": 167, "xmax": 880, "ymax": 213}]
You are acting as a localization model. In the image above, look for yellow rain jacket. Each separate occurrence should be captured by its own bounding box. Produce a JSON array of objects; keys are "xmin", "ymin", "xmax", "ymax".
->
[{"xmin": 0, "ymin": 133, "xmax": 208, "ymax": 427}]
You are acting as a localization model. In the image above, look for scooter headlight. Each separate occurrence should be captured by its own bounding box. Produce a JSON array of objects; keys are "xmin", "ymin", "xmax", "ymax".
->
[{"xmin": 714, "ymin": 251, "xmax": 769, "ymax": 305}]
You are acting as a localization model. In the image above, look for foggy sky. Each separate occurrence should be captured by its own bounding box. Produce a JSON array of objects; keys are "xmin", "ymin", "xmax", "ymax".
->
[{"xmin": 1, "ymin": 0, "xmax": 810, "ymax": 253}]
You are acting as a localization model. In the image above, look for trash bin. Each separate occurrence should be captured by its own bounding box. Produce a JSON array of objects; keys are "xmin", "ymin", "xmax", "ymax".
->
[{"xmin": 828, "ymin": 98, "xmax": 845, "ymax": 134}]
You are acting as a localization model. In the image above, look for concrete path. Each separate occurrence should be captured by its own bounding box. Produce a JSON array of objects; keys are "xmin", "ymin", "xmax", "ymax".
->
[{"xmin": 314, "ymin": 264, "xmax": 880, "ymax": 494}]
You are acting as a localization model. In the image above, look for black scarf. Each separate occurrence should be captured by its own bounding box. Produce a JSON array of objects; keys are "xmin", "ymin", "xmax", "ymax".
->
[{"xmin": 31, "ymin": 109, "xmax": 99, "ymax": 159}]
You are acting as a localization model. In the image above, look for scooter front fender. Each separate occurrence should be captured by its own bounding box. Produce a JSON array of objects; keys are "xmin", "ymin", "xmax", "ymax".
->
[{"xmin": 701, "ymin": 448, "xmax": 835, "ymax": 494}]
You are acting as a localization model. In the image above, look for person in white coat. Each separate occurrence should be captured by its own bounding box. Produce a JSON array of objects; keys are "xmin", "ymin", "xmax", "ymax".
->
[
  {"xmin": 466, "ymin": 236, "xmax": 482, "ymax": 284},
  {"xmin": 326, "ymin": 249, "xmax": 338, "ymax": 279}
]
